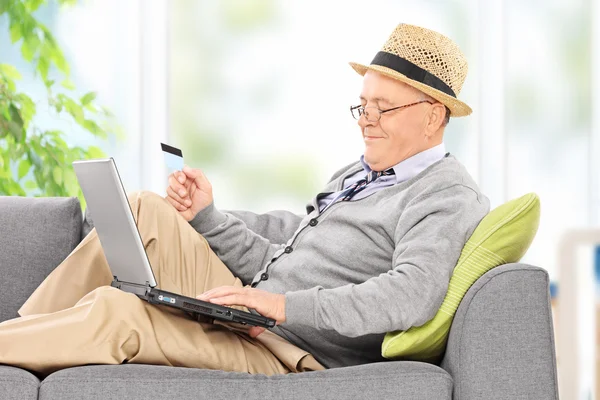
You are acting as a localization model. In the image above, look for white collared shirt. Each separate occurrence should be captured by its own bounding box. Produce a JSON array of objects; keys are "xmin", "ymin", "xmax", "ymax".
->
[{"xmin": 318, "ymin": 143, "xmax": 447, "ymax": 212}]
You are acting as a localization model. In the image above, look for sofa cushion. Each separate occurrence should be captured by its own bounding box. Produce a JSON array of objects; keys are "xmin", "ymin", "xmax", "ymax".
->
[
  {"xmin": 0, "ymin": 366, "xmax": 40, "ymax": 399},
  {"xmin": 0, "ymin": 196, "xmax": 82, "ymax": 322},
  {"xmin": 39, "ymin": 362, "xmax": 452, "ymax": 400},
  {"xmin": 382, "ymin": 193, "xmax": 541, "ymax": 362}
]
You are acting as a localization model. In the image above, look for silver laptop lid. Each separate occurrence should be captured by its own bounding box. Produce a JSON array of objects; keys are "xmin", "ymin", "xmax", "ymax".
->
[{"xmin": 73, "ymin": 158, "xmax": 157, "ymax": 287}]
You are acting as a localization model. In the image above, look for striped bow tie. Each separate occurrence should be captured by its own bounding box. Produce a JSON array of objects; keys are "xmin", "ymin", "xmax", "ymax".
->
[
  {"xmin": 340, "ymin": 168, "xmax": 395, "ymax": 202},
  {"xmin": 321, "ymin": 168, "xmax": 395, "ymax": 213}
]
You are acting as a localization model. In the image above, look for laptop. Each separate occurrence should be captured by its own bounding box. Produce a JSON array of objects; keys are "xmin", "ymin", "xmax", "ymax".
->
[{"xmin": 72, "ymin": 158, "xmax": 276, "ymax": 329}]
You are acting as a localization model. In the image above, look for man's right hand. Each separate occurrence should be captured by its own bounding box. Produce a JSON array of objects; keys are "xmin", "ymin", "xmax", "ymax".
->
[{"xmin": 165, "ymin": 166, "xmax": 214, "ymax": 221}]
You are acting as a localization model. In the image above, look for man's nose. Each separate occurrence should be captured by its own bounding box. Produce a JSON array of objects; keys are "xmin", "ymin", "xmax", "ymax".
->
[{"xmin": 357, "ymin": 115, "xmax": 375, "ymax": 129}]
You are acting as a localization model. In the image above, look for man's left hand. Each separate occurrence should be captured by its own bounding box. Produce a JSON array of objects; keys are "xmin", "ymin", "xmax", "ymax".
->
[{"xmin": 197, "ymin": 287, "xmax": 285, "ymax": 338}]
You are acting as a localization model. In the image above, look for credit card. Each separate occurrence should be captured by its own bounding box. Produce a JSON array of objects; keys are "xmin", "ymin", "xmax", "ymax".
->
[{"xmin": 161, "ymin": 143, "xmax": 184, "ymax": 173}]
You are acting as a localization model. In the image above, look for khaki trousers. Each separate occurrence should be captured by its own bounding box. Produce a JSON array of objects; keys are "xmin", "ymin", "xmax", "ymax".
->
[{"xmin": 0, "ymin": 191, "xmax": 324, "ymax": 376}]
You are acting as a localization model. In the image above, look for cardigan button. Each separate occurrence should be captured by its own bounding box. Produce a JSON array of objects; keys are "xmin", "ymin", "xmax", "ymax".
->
[
  {"xmin": 284, "ymin": 246, "xmax": 293, "ymax": 253},
  {"xmin": 309, "ymin": 218, "xmax": 318, "ymax": 226}
]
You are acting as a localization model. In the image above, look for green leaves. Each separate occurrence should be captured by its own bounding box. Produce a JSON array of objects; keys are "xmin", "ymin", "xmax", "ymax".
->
[
  {"xmin": 5, "ymin": 2, "xmax": 70, "ymax": 83},
  {"xmin": 21, "ymin": 33, "xmax": 40, "ymax": 61},
  {"xmin": 0, "ymin": 63, "xmax": 21, "ymax": 92},
  {"xmin": 38, "ymin": 24, "xmax": 69, "ymax": 75},
  {"xmin": 8, "ymin": 103, "xmax": 23, "ymax": 125},
  {"xmin": 18, "ymin": 158, "xmax": 31, "ymax": 179},
  {"xmin": 7, "ymin": 103, "xmax": 24, "ymax": 141},
  {"xmin": 54, "ymin": 93, "xmax": 109, "ymax": 138},
  {"xmin": 0, "ymin": 0, "xmax": 9, "ymax": 14},
  {"xmin": 24, "ymin": 180, "xmax": 37, "ymax": 189},
  {"xmin": 37, "ymin": 57, "xmax": 49, "ymax": 81},
  {"xmin": 82, "ymin": 119, "xmax": 103, "ymax": 137},
  {"xmin": 61, "ymin": 78, "xmax": 75, "ymax": 90},
  {"xmin": 52, "ymin": 166, "xmax": 62, "ymax": 185},
  {"xmin": 86, "ymin": 145, "xmax": 105, "ymax": 158},
  {"xmin": 0, "ymin": 97, "xmax": 26, "ymax": 142},
  {"xmin": 58, "ymin": 94, "xmax": 84, "ymax": 123},
  {"xmin": 25, "ymin": 0, "xmax": 46, "ymax": 13},
  {"xmin": 16, "ymin": 93, "xmax": 36, "ymax": 124},
  {"xmin": 0, "ymin": 63, "xmax": 21, "ymax": 80},
  {"xmin": 0, "ymin": 0, "xmax": 119, "ymax": 205},
  {"xmin": 80, "ymin": 91, "xmax": 96, "ymax": 105},
  {"xmin": 9, "ymin": 20, "xmax": 21, "ymax": 42}
]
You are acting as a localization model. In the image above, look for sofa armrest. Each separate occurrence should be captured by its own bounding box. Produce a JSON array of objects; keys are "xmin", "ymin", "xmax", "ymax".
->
[
  {"xmin": 0, "ymin": 196, "xmax": 83, "ymax": 322},
  {"xmin": 440, "ymin": 263, "xmax": 559, "ymax": 400}
]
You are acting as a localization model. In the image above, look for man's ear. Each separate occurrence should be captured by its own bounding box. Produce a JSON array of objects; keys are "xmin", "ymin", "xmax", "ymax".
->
[{"xmin": 426, "ymin": 103, "xmax": 447, "ymax": 135}]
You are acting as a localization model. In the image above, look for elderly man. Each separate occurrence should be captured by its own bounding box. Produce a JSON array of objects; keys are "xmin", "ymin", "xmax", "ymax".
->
[{"xmin": 0, "ymin": 23, "xmax": 489, "ymax": 376}]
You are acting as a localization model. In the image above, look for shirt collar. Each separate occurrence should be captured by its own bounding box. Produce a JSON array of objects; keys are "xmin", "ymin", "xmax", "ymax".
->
[{"xmin": 359, "ymin": 143, "xmax": 447, "ymax": 184}]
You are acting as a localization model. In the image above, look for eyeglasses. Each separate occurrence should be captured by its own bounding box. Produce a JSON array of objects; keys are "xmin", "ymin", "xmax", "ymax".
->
[{"xmin": 350, "ymin": 100, "xmax": 433, "ymax": 122}]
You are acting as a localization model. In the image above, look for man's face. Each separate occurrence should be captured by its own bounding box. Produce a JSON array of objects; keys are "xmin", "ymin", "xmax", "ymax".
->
[{"xmin": 358, "ymin": 70, "xmax": 433, "ymax": 171}]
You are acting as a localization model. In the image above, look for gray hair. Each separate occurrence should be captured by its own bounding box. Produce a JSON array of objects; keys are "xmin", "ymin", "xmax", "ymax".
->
[{"xmin": 418, "ymin": 93, "xmax": 451, "ymax": 127}]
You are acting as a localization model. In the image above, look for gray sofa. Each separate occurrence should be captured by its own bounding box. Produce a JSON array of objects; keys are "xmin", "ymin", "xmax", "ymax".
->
[{"xmin": 0, "ymin": 196, "xmax": 559, "ymax": 399}]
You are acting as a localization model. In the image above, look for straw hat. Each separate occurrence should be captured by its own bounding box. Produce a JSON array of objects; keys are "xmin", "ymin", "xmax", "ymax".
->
[{"xmin": 350, "ymin": 23, "xmax": 472, "ymax": 117}]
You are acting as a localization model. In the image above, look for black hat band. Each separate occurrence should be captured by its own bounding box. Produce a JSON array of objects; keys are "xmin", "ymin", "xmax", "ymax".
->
[{"xmin": 370, "ymin": 51, "xmax": 456, "ymax": 98}]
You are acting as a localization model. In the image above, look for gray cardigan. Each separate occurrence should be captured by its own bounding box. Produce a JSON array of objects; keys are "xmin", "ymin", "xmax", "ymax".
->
[{"xmin": 190, "ymin": 155, "xmax": 490, "ymax": 368}]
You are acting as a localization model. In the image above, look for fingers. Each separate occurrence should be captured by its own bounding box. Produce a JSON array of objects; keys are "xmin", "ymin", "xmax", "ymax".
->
[
  {"xmin": 248, "ymin": 326, "xmax": 265, "ymax": 338},
  {"xmin": 168, "ymin": 174, "xmax": 188, "ymax": 197},
  {"xmin": 208, "ymin": 294, "xmax": 248, "ymax": 307},
  {"xmin": 167, "ymin": 186, "xmax": 192, "ymax": 207},
  {"xmin": 167, "ymin": 175, "xmax": 192, "ymax": 204},
  {"xmin": 197, "ymin": 286, "xmax": 244, "ymax": 301},
  {"xmin": 183, "ymin": 166, "xmax": 211, "ymax": 189},
  {"xmin": 200, "ymin": 287, "xmax": 259, "ymax": 312},
  {"xmin": 175, "ymin": 170, "xmax": 187, "ymax": 185},
  {"xmin": 165, "ymin": 195, "xmax": 188, "ymax": 212},
  {"xmin": 196, "ymin": 286, "xmax": 283, "ymax": 326}
]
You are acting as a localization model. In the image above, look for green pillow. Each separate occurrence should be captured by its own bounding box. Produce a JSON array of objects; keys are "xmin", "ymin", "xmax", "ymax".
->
[{"xmin": 381, "ymin": 192, "xmax": 541, "ymax": 363}]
